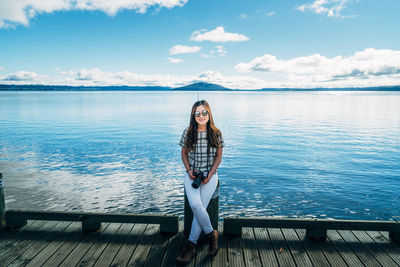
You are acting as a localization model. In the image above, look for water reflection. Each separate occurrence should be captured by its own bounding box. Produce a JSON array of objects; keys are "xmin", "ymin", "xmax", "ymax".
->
[{"xmin": 0, "ymin": 91, "xmax": 399, "ymax": 220}]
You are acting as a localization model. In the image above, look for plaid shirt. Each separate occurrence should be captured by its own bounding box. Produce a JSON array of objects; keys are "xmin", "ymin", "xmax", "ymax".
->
[{"xmin": 179, "ymin": 127, "xmax": 225, "ymax": 172}]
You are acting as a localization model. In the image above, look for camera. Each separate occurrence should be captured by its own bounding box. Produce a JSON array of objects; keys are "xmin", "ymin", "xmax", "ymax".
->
[{"xmin": 192, "ymin": 170, "xmax": 206, "ymax": 188}]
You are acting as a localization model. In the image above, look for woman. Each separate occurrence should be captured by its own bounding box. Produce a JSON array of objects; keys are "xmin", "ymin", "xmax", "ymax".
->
[{"xmin": 176, "ymin": 100, "xmax": 224, "ymax": 265}]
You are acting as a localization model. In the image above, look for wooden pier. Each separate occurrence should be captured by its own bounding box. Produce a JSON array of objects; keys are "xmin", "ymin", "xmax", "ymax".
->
[
  {"xmin": 1, "ymin": 173, "xmax": 400, "ymax": 266},
  {"xmin": 1, "ymin": 219, "xmax": 400, "ymax": 267}
]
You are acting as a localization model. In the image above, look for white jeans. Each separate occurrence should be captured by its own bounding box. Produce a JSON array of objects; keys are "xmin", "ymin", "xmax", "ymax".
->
[{"xmin": 184, "ymin": 171, "xmax": 218, "ymax": 244}]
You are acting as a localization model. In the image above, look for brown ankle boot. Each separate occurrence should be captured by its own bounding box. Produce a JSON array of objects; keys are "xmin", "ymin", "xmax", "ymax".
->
[
  {"xmin": 176, "ymin": 240, "xmax": 196, "ymax": 265},
  {"xmin": 206, "ymin": 230, "xmax": 219, "ymax": 257}
]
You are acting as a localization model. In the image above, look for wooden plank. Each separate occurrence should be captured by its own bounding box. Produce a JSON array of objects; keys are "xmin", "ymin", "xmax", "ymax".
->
[
  {"xmin": 338, "ymin": 230, "xmax": 381, "ymax": 267},
  {"xmin": 75, "ymin": 222, "xmax": 122, "ymax": 266},
  {"xmin": 366, "ymin": 230, "xmax": 400, "ymax": 265},
  {"xmin": 160, "ymin": 231, "xmax": 185, "ymax": 267},
  {"xmin": 6, "ymin": 210, "xmax": 179, "ymax": 233},
  {"xmin": 226, "ymin": 230, "xmax": 245, "ymax": 267},
  {"xmin": 0, "ymin": 221, "xmax": 48, "ymax": 265},
  {"xmin": 6, "ymin": 210, "xmax": 84, "ymax": 221},
  {"xmin": 144, "ymin": 226, "xmax": 171, "ymax": 267},
  {"xmin": 0, "ymin": 220, "xmax": 42, "ymax": 246},
  {"xmin": 25, "ymin": 221, "xmax": 81, "ymax": 267},
  {"xmin": 242, "ymin": 227, "xmax": 262, "ymax": 267},
  {"xmin": 195, "ymin": 226, "xmax": 226, "ymax": 267},
  {"xmin": 294, "ymin": 229, "xmax": 329, "ymax": 267},
  {"xmin": 317, "ymin": 230, "xmax": 347, "ymax": 267},
  {"xmin": 59, "ymin": 223, "xmax": 111, "ymax": 267},
  {"xmin": 126, "ymin": 224, "xmax": 160, "ymax": 266},
  {"xmin": 281, "ymin": 228, "xmax": 312, "ymax": 267},
  {"xmin": 1, "ymin": 221, "xmax": 68, "ymax": 266},
  {"xmin": 193, "ymin": 239, "xmax": 211, "ymax": 267},
  {"xmin": 380, "ymin": 231, "xmax": 400, "ymax": 248},
  {"xmin": 110, "ymin": 223, "xmax": 147, "ymax": 267},
  {"xmin": 327, "ymin": 229, "xmax": 363, "ymax": 267},
  {"xmin": 352, "ymin": 230, "xmax": 398, "ymax": 267},
  {"xmin": 0, "ymin": 220, "xmax": 46, "ymax": 258},
  {"xmin": 268, "ymin": 228, "xmax": 295, "ymax": 267},
  {"xmin": 253, "ymin": 227, "xmax": 279, "ymax": 267},
  {"xmin": 42, "ymin": 222, "xmax": 86, "ymax": 267},
  {"xmin": 224, "ymin": 217, "xmax": 400, "ymax": 232},
  {"xmin": 211, "ymin": 223, "xmax": 227, "ymax": 267},
  {"xmin": 93, "ymin": 223, "xmax": 135, "ymax": 267}
]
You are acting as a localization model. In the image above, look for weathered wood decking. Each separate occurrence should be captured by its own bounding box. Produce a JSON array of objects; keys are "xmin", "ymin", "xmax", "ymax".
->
[{"xmin": 1, "ymin": 220, "xmax": 400, "ymax": 267}]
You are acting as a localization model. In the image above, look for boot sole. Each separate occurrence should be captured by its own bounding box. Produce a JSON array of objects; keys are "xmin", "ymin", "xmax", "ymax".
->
[
  {"xmin": 176, "ymin": 253, "xmax": 196, "ymax": 265},
  {"xmin": 208, "ymin": 248, "xmax": 219, "ymax": 258}
]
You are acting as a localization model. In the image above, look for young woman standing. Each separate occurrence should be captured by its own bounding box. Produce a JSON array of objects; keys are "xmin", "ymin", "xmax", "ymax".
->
[{"xmin": 176, "ymin": 100, "xmax": 224, "ymax": 265}]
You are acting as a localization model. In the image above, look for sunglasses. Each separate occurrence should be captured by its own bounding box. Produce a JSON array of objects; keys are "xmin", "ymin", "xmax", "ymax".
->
[{"xmin": 194, "ymin": 110, "xmax": 209, "ymax": 117}]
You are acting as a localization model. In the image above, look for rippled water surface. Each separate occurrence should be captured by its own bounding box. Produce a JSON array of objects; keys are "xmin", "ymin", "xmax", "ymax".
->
[{"xmin": 1, "ymin": 91, "xmax": 399, "ymax": 220}]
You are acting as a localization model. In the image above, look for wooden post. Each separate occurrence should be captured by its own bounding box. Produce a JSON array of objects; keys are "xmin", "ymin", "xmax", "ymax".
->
[
  {"xmin": 306, "ymin": 227, "xmax": 327, "ymax": 241},
  {"xmin": 390, "ymin": 231, "xmax": 400, "ymax": 243},
  {"xmin": 223, "ymin": 217, "xmax": 242, "ymax": 236},
  {"xmin": 184, "ymin": 180, "xmax": 219, "ymax": 239},
  {"xmin": 0, "ymin": 173, "xmax": 6, "ymax": 229},
  {"xmin": 82, "ymin": 217, "xmax": 102, "ymax": 233}
]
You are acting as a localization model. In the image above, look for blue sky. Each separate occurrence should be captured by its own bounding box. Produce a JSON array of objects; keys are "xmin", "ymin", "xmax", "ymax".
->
[{"xmin": 0, "ymin": 0, "xmax": 399, "ymax": 89}]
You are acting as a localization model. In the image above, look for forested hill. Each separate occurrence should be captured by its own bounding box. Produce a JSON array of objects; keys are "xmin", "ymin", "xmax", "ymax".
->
[{"xmin": 0, "ymin": 83, "xmax": 399, "ymax": 91}]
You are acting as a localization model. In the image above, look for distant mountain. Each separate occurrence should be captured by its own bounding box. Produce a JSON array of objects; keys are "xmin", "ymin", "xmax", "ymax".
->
[
  {"xmin": 1, "ymin": 83, "xmax": 400, "ymax": 91},
  {"xmin": 0, "ymin": 84, "xmax": 171, "ymax": 91},
  {"xmin": 172, "ymin": 82, "xmax": 232, "ymax": 91},
  {"xmin": 260, "ymin": 85, "xmax": 400, "ymax": 91}
]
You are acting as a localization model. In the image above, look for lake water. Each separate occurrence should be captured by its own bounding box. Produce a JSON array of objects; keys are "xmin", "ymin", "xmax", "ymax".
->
[{"xmin": 0, "ymin": 91, "xmax": 399, "ymax": 221}]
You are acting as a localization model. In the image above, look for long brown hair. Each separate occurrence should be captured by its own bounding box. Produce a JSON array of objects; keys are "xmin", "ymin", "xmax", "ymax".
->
[{"xmin": 184, "ymin": 100, "xmax": 222, "ymax": 151}]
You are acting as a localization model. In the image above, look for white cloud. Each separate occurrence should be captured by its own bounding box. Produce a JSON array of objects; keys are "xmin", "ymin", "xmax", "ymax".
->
[
  {"xmin": 266, "ymin": 11, "xmax": 275, "ymax": 16},
  {"xmin": 75, "ymin": 68, "xmax": 112, "ymax": 81},
  {"xmin": 3, "ymin": 70, "xmax": 48, "ymax": 82},
  {"xmin": 215, "ymin": 45, "xmax": 227, "ymax": 56},
  {"xmin": 235, "ymin": 48, "xmax": 400, "ymax": 87},
  {"xmin": 167, "ymin": 57, "xmax": 184, "ymax": 64},
  {"xmin": 0, "ymin": 66, "xmax": 4, "ymax": 71},
  {"xmin": 169, "ymin": 45, "xmax": 202, "ymax": 55},
  {"xmin": 0, "ymin": 0, "xmax": 188, "ymax": 28},
  {"xmin": 239, "ymin": 13, "xmax": 247, "ymax": 19},
  {"xmin": 190, "ymin": 26, "xmax": 250, "ymax": 43},
  {"xmin": 3, "ymin": 51, "xmax": 400, "ymax": 89},
  {"xmin": 200, "ymin": 54, "xmax": 215, "ymax": 59},
  {"xmin": 1, "ymin": 68, "xmax": 269, "ymax": 89},
  {"xmin": 296, "ymin": 0, "xmax": 351, "ymax": 18},
  {"xmin": 201, "ymin": 45, "xmax": 227, "ymax": 58},
  {"xmin": 194, "ymin": 70, "xmax": 267, "ymax": 89}
]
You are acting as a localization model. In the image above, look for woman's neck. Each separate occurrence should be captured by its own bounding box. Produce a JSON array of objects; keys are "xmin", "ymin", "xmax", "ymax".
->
[{"xmin": 197, "ymin": 125, "xmax": 207, "ymax": 132}]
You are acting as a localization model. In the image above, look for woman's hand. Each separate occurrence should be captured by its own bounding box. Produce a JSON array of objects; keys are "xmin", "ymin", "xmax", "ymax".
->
[
  {"xmin": 187, "ymin": 169, "xmax": 195, "ymax": 180},
  {"xmin": 202, "ymin": 173, "xmax": 212, "ymax": 184}
]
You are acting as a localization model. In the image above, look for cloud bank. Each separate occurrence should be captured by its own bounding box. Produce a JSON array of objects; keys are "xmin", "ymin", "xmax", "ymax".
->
[
  {"xmin": 2, "ymin": 48, "xmax": 400, "ymax": 89},
  {"xmin": 0, "ymin": 0, "xmax": 188, "ymax": 28},
  {"xmin": 191, "ymin": 26, "xmax": 250, "ymax": 43},
  {"xmin": 3, "ymin": 71, "xmax": 48, "ymax": 82},
  {"xmin": 236, "ymin": 48, "xmax": 400, "ymax": 86},
  {"xmin": 1, "ymin": 68, "xmax": 268, "ymax": 89}
]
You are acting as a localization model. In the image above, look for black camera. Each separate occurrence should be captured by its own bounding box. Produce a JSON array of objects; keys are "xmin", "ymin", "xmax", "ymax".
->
[{"xmin": 192, "ymin": 170, "xmax": 206, "ymax": 188}]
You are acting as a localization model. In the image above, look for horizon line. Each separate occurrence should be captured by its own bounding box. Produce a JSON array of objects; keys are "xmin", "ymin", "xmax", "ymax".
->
[{"xmin": 1, "ymin": 82, "xmax": 400, "ymax": 91}]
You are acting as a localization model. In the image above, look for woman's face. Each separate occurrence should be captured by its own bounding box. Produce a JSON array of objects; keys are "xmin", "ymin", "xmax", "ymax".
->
[{"xmin": 194, "ymin": 105, "xmax": 209, "ymax": 126}]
